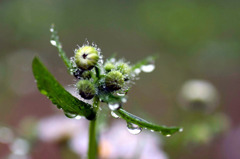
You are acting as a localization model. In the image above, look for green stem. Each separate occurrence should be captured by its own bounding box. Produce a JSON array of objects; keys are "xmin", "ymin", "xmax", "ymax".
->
[{"xmin": 88, "ymin": 97, "xmax": 100, "ymax": 159}]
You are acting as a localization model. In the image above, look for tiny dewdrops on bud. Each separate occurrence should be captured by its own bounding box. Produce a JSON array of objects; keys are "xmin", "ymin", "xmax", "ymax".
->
[
  {"xmin": 178, "ymin": 80, "xmax": 219, "ymax": 112},
  {"xmin": 104, "ymin": 62, "xmax": 115, "ymax": 72},
  {"xmin": 81, "ymin": 71, "xmax": 92, "ymax": 79},
  {"xmin": 105, "ymin": 71, "xmax": 124, "ymax": 91},
  {"xmin": 75, "ymin": 46, "xmax": 99, "ymax": 70},
  {"xmin": 117, "ymin": 63, "xmax": 131, "ymax": 75},
  {"xmin": 76, "ymin": 80, "xmax": 96, "ymax": 100}
]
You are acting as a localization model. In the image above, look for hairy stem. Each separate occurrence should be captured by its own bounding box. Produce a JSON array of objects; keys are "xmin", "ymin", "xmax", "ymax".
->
[{"xmin": 88, "ymin": 97, "xmax": 100, "ymax": 159}]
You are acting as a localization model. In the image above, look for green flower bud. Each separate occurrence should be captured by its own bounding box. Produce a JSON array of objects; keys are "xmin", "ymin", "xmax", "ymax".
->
[
  {"xmin": 81, "ymin": 71, "xmax": 92, "ymax": 79},
  {"xmin": 75, "ymin": 46, "xmax": 99, "ymax": 70},
  {"xmin": 76, "ymin": 80, "xmax": 96, "ymax": 100},
  {"xmin": 104, "ymin": 62, "xmax": 115, "ymax": 72},
  {"xmin": 105, "ymin": 71, "xmax": 124, "ymax": 91},
  {"xmin": 117, "ymin": 63, "xmax": 131, "ymax": 75}
]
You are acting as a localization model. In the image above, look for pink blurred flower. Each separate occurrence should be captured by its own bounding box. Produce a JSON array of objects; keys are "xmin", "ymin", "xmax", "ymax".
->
[
  {"xmin": 70, "ymin": 121, "xmax": 168, "ymax": 159},
  {"xmin": 37, "ymin": 115, "xmax": 167, "ymax": 159},
  {"xmin": 37, "ymin": 115, "xmax": 87, "ymax": 142}
]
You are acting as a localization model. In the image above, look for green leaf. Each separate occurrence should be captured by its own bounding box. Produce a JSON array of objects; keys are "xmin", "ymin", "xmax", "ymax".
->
[
  {"xmin": 50, "ymin": 24, "xmax": 72, "ymax": 72},
  {"xmin": 32, "ymin": 57, "xmax": 95, "ymax": 120},
  {"xmin": 131, "ymin": 55, "xmax": 157, "ymax": 71},
  {"xmin": 114, "ymin": 108, "xmax": 182, "ymax": 136}
]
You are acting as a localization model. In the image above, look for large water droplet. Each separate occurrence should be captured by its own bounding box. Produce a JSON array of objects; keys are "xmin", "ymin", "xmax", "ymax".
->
[
  {"xmin": 50, "ymin": 40, "xmax": 57, "ymax": 46},
  {"xmin": 141, "ymin": 64, "xmax": 155, "ymax": 73},
  {"xmin": 127, "ymin": 122, "xmax": 142, "ymax": 135},
  {"xmin": 64, "ymin": 112, "xmax": 77, "ymax": 118},
  {"xmin": 108, "ymin": 103, "xmax": 120, "ymax": 111},
  {"xmin": 166, "ymin": 134, "xmax": 171, "ymax": 137},
  {"xmin": 111, "ymin": 111, "xmax": 119, "ymax": 118}
]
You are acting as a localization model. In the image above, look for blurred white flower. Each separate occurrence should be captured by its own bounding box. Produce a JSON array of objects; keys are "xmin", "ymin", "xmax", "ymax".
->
[
  {"xmin": 178, "ymin": 80, "xmax": 219, "ymax": 112},
  {"xmin": 0, "ymin": 126, "xmax": 15, "ymax": 144},
  {"xmin": 37, "ymin": 115, "xmax": 87, "ymax": 142},
  {"xmin": 70, "ymin": 121, "xmax": 168, "ymax": 159}
]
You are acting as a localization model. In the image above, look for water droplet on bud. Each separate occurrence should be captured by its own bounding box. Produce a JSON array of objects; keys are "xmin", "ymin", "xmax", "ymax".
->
[{"xmin": 108, "ymin": 103, "xmax": 120, "ymax": 111}]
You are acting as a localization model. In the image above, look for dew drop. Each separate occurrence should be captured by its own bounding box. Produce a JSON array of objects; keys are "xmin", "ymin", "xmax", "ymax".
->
[
  {"xmin": 150, "ymin": 130, "xmax": 155, "ymax": 132},
  {"xmin": 134, "ymin": 68, "xmax": 141, "ymax": 75},
  {"xmin": 117, "ymin": 93, "xmax": 125, "ymax": 97},
  {"xmin": 75, "ymin": 115, "xmax": 82, "ymax": 120},
  {"xmin": 121, "ymin": 98, "xmax": 127, "ymax": 103},
  {"xmin": 127, "ymin": 122, "xmax": 142, "ymax": 135},
  {"xmin": 64, "ymin": 112, "xmax": 77, "ymax": 118},
  {"xmin": 141, "ymin": 64, "xmax": 155, "ymax": 73},
  {"xmin": 179, "ymin": 128, "xmax": 183, "ymax": 132},
  {"xmin": 111, "ymin": 111, "xmax": 119, "ymax": 118},
  {"xmin": 166, "ymin": 134, "xmax": 171, "ymax": 137},
  {"xmin": 108, "ymin": 103, "xmax": 120, "ymax": 111},
  {"xmin": 50, "ymin": 27, "xmax": 54, "ymax": 32},
  {"xmin": 50, "ymin": 40, "xmax": 57, "ymax": 46}
]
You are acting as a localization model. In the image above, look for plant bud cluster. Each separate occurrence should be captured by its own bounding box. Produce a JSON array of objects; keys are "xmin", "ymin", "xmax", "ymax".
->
[{"xmin": 72, "ymin": 45, "xmax": 133, "ymax": 100}]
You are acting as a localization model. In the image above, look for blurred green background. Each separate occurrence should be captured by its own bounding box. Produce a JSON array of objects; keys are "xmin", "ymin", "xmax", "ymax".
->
[{"xmin": 1, "ymin": 0, "xmax": 240, "ymax": 159}]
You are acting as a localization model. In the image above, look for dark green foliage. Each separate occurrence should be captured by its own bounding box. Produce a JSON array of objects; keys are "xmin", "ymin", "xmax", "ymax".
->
[{"xmin": 32, "ymin": 57, "xmax": 95, "ymax": 120}]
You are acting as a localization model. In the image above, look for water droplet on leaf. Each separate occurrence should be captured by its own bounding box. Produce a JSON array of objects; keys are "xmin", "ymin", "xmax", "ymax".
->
[
  {"xmin": 64, "ymin": 112, "xmax": 77, "ymax": 118},
  {"xmin": 127, "ymin": 122, "xmax": 142, "ymax": 135},
  {"xmin": 75, "ymin": 115, "xmax": 82, "ymax": 120},
  {"xmin": 50, "ymin": 40, "xmax": 57, "ymax": 46},
  {"xmin": 141, "ymin": 64, "xmax": 155, "ymax": 73},
  {"xmin": 111, "ymin": 111, "xmax": 119, "ymax": 118}
]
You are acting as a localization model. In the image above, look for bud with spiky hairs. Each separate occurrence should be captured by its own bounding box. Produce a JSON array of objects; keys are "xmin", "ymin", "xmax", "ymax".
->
[
  {"xmin": 75, "ymin": 46, "xmax": 99, "ymax": 70},
  {"xmin": 77, "ymin": 80, "xmax": 96, "ymax": 100},
  {"xmin": 105, "ymin": 71, "xmax": 124, "ymax": 91},
  {"xmin": 104, "ymin": 62, "xmax": 115, "ymax": 72},
  {"xmin": 117, "ymin": 63, "xmax": 131, "ymax": 75}
]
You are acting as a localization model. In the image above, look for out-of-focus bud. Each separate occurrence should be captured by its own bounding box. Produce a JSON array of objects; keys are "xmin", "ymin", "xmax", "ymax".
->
[
  {"xmin": 104, "ymin": 62, "xmax": 115, "ymax": 72},
  {"xmin": 105, "ymin": 71, "xmax": 124, "ymax": 91},
  {"xmin": 117, "ymin": 63, "xmax": 131, "ymax": 75},
  {"xmin": 75, "ymin": 46, "xmax": 99, "ymax": 70},
  {"xmin": 178, "ymin": 80, "xmax": 219, "ymax": 112},
  {"xmin": 77, "ymin": 80, "xmax": 96, "ymax": 100}
]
